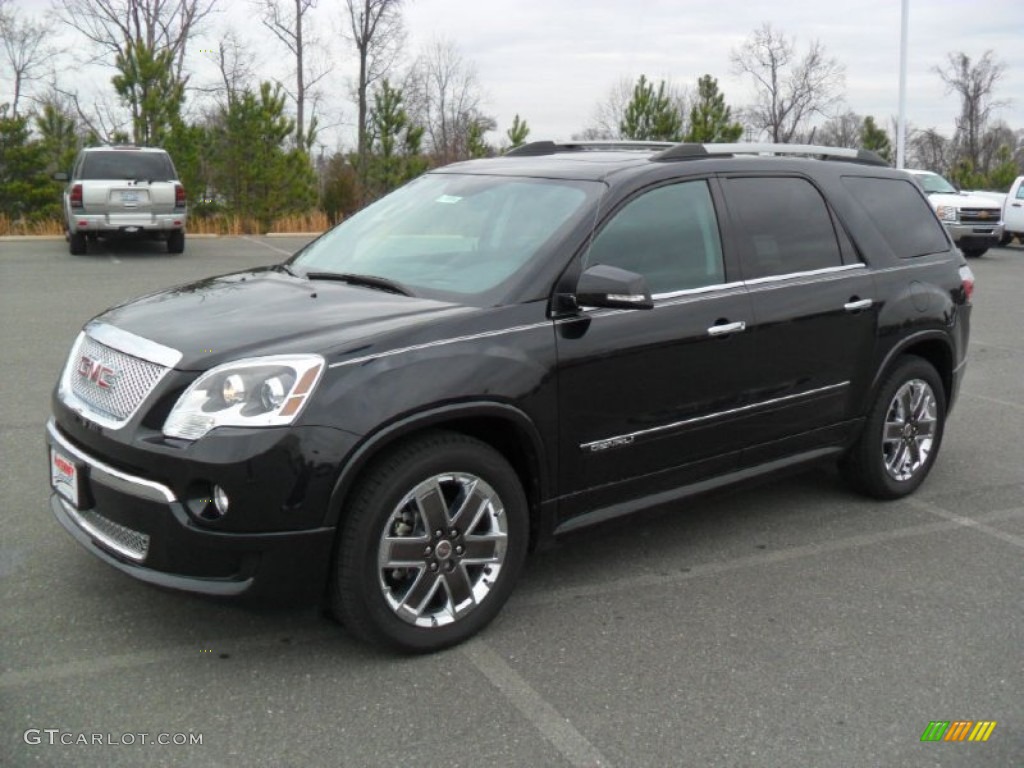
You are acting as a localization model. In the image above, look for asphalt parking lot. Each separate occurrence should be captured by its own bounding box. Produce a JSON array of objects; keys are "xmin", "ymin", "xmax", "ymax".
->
[{"xmin": 1, "ymin": 236, "xmax": 1021, "ymax": 767}]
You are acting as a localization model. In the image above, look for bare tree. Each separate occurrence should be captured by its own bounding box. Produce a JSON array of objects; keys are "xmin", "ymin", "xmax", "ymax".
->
[
  {"xmin": 0, "ymin": 2, "xmax": 55, "ymax": 115},
  {"xmin": 815, "ymin": 110, "xmax": 862, "ymax": 148},
  {"xmin": 730, "ymin": 22, "xmax": 845, "ymax": 143},
  {"xmin": 405, "ymin": 38, "xmax": 491, "ymax": 165},
  {"xmin": 907, "ymin": 128, "xmax": 951, "ymax": 174},
  {"xmin": 212, "ymin": 30, "xmax": 257, "ymax": 103},
  {"xmin": 935, "ymin": 51, "xmax": 1005, "ymax": 174},
  {"xmin": 257, "ymin": 0, "xmax": 329, "ymax": 149},
  {"xmin": 344, "ymin": 0, "xmax": 405, "ymax": 165}
]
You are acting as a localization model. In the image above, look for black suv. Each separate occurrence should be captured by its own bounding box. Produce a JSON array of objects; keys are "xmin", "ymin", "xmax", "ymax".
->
[{"xmin": 47, "ymin": 141, "xmax": 973, "ymax": 652}]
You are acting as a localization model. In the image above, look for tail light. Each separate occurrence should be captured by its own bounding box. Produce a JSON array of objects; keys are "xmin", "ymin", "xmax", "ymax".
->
[
  {"xmin": 959, "ymin": 265, "xmax": 975, "ymax": 302},
  {"xmin": 70, "ymin": 184, "xmax": 83, "ymax": 209},
  {"xmin": 175, "ymin": 184, "xmax": 186, "ymax": 208}
]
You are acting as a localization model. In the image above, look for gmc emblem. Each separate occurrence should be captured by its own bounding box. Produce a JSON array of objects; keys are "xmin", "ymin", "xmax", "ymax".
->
[{"xmin": 77, "ymin": 355, "xmax": 119, "ymax": 390}]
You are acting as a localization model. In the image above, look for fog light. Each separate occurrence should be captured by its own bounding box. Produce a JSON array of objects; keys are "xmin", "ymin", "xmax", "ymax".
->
[{"xmin": 213, "ymin": 485, "xmax": 230, "ymax": 516}]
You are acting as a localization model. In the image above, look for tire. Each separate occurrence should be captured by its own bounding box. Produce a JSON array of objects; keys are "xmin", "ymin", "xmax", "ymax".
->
[
  {"xmin": 167, "ymin": 230, "xmax": 185, "ymax": 254},
  {"xmin": 330, "ymin": 431, "xmax": 529, "ymax": 653},
  {"xmin": 841, "ymin": 356, "xmax": 947, "ymax": 500},
  {"xmin": 961, "ymin": 248, "xmax": 986, "ymax": 258},
  {"xmin": 69, "ymin": 231, "xmax": 87, "ymax": 255},
  {"xmin": 1000, "ymin": 233, "xmax": 1012, "ymax": 247}
]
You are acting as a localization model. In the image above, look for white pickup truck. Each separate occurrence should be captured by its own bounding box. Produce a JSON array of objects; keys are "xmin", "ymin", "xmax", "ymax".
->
[
  {"xmin": 907, "ymin": 170, "xmax": 1004, "ymax": 258},
  {"xmin": 55, "ymin": 146, "xmax": 187, "ymax": 256},
  {"xmin": 1002, "ymin": 175, "xmax": 1024, "ymax": 245}
]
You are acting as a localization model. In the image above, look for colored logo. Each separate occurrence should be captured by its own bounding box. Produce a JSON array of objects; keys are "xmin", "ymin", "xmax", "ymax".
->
[{"xmin": 921, "ymin": 720, "xmax": 997, "ymax": 742}]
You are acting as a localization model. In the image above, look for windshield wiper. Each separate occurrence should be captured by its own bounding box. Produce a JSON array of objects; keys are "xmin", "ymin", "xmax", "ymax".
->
[{"xmin": 304, "ymin": 271, "xmax": 414, "ymax": 296}]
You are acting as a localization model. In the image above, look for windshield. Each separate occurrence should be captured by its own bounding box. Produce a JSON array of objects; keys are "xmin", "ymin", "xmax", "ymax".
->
[
  {"xmin": 913, "ymin": 172, "xmax": 958, "ymax": 195},
  {"xmin": 292, "ymin": 173, "xmax": 600, "ymax": 302}
]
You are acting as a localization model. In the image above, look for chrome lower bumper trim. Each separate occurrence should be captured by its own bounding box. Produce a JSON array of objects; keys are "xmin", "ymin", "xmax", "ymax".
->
[
  {"xmin": 56, "ymin": 496, "xmax": 150, "ymax": 561},
  {"xmin": 46, "ymin": 418, "xmax": 177, "ymax": 504}
]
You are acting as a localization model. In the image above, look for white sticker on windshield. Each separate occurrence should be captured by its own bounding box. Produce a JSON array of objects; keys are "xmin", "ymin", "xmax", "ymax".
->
[{"xmin": 435, "ymin": 195, "xmax": 462, "ymax": 204}]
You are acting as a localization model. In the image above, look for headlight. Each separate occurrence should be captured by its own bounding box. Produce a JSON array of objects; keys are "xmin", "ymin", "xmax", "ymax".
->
[
  {"xmin": 935, "ymin": 205, "xmax": 958, "ymax": 223},
  {"xmin": 163, "ymin": 355, "xmax": 325, "ymax": 440}
]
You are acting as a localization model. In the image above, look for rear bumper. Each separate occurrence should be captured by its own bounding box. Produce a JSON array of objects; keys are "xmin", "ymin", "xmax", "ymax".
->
[
  {"xmin": 68, "ymin": 212, "xmax": 186, "ymax": 235},
  {"xmin": 46, "ymin": 418, "xmax": 336, "ymax": 602}
]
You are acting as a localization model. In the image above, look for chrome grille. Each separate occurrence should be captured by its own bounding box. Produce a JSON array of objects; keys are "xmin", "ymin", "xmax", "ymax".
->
[
  {"xmin": 960, "ymin": 208, "xmax": 1001, "ymax": 224},
  {"xmin": 76, "ymin": 506, "xmax": 150, "ymax": 561},
  {"xmin": 68, "ymin": 335, "xmax": 168, "ymax": 422}
]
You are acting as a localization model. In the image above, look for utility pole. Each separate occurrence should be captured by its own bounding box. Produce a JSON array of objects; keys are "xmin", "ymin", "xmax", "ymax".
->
[{"xmin": 896, "ymin": 0, "xmax": 909, "ymax": 168}]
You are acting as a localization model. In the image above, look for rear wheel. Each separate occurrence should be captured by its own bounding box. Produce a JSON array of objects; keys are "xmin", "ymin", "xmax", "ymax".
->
[
  {"xmin": 167, "ymin": 229, "xmax": 185, "ymax": 254},
  {"xmin": 841, "ymin": 356, "xmax": 946, "ymax": 499},
  {"xmin": 68, "ymin": 231, "xmax": 87, "ymax": 255},
  {"xmin": 330, "ymin": 431, "xmax": 528, "ymax": 653}
]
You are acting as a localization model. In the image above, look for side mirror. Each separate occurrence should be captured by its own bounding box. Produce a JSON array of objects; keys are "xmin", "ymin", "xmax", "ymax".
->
[
  {"xmin": 574, "ymin": 264, "xmax": 653, "ymax": 310},
  {"xmin": 53, "ymin": 172, "xmax": 68, "ymax": 182}
]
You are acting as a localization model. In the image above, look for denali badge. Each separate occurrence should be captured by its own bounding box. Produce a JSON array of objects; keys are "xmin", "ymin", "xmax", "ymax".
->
[{"xmin": 77, "ymin": 355, "xmax": 119, "ymax": 390}]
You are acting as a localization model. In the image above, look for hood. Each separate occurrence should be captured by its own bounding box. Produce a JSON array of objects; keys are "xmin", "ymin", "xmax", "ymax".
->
[
  {"xmin": 927, "ymin": 191, "xmax": 1002, "ymax": 210},
  {"xmin": 94, "ymin": 267, "xmax": 473, "ymax": 370}
]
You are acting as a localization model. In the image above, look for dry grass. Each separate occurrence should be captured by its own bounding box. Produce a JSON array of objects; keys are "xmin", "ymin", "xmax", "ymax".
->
[{"xmin": 0, "ymin": 211, "xmax": 330, "ymax": 237}]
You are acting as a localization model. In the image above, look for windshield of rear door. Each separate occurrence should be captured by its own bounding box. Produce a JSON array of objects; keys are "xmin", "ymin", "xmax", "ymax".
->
[
  {"xmin": 291, "ymin": 173, "xmax": 602, "ymax": 304},
  {"xmin": 79, "ymin": 151, "xmax": 177, "ymax": 180}
]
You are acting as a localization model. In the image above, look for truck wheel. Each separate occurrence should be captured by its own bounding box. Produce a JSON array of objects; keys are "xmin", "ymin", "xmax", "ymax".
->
[
  {"xmin": 167, "ymin": 230, "xmax": 185, "ymax": 254},
  {"xmin": 961, "ymin": 248, "xmax": 986, "ymax": 258},
  {"xmin": 841, "ymin": 356, "xmax": 946, "ymax": 500},
  {"xmin": 69, "ymin": 231, "xmax": 87, "ymax": 255},
  {"xmin": 330, "ymin": 431, "xmax": 528, "ymax": 653}
]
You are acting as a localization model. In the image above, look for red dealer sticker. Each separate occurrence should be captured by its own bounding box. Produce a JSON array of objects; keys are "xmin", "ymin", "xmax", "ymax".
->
[{"xmin": 50, "ymin": 448, "xmax": 80, "ymax": 508}]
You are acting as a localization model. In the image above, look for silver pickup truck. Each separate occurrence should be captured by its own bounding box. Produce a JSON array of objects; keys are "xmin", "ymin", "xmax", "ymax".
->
[{"xmin": 55, "ymin": 146, "xmax": 187, "ymax": 255}]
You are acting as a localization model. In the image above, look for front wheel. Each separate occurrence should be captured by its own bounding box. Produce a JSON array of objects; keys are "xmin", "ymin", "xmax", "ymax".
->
[
  {"xmin": 961, "ymin": 247, "xmax": 986, "ymax": 258},
  {"xmin": 841, "ymin": 356, "xmax": 947, "ymax": 499},
  {"xmin": 330, "ymin": 431, "xmax": 529, "ymax": 653}
]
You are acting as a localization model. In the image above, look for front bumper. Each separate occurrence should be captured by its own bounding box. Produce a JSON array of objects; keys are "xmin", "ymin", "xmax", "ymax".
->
[
  {"xmin": 944, "ymin": 221, "xmax": 1003, "ymax": 248},
  {"xmin": 69, "ymin": 212, "xmax": 186, "ymax": 235},
  {"xmin": 46, "ymin": 418, "xmax": 336, "ymax": 601}
]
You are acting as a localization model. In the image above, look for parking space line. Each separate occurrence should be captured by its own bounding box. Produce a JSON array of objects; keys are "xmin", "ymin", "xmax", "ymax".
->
[
  {"xmin": 514, "ymin": 506, "xmax": 1024, "ymax": 608},
  {"xmin": 240, "ymin": 235, "xmax": 293, "ymax": 257},
  {"xmin": 463, "ymin": 640, "xmax": 611, "ymax": 768},
  {"xmin": 904, "ymin": 497, "xmax": 1024, "ymax": 549}
]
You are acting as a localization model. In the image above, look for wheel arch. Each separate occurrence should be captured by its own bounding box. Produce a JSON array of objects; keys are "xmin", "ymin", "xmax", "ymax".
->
[
  {"xmin": 868, "ymin": 331, "xmax": 955, "ymax": 414},
  {"xmin": 325, "ymin": 402, "xmax": 550, "ymax": 546}
]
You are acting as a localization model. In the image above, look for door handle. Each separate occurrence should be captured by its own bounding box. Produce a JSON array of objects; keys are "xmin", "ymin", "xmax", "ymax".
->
[
  {"xmin": 707, "ymin": 320, "xmax": 746, "ymax": 337},
  {"xmin": 1013, "ymin": 203, "xmax": 1022, "ymax": 208},
  {"xmin": 844, "ymin": 298, "xmax": 873, "ymax": 312}
]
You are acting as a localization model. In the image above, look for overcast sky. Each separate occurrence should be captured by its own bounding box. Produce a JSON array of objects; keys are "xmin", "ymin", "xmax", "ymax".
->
[{"xmin": 6, "ymin": 0, "xmax": 1023, "ymax": 149}]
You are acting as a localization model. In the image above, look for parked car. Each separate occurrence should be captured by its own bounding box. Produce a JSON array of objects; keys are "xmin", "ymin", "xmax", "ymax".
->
[
  {"xmin": 54, "ymin": 146, "xmax": 187, "ymax": 255},
  {"xmin": 47, "ymin": 141, "xmax": 973, "ymax": 652},
  {"xmin": 906, "ymin": 169, "xmax": 1003, "ymax": 257},
  {"xmin": 1001, "ymin": 175, "xmax": 1024, "ymax": 245}
]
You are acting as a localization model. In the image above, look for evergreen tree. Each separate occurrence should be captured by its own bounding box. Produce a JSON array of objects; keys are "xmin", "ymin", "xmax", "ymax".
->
[
  {"xmin": 367, "ymin": 79, "xmax": 426, "ymax": 196},
  {"xmin": 859, "ymin": 116, "xmax": 892, "ymax": 162},
  {"xmin": 620, "ymin": 74, "xmax": 683, "ymax": 142},
  {"xmin": 506, "ymin": 113, "xmax": 529, "ymax": 148},
  {"xmin": 209, "ymin": 82, "xmax": 316, "ymax": 232},
  {"xmin": 0, "ymin": 105, "xmax": 54, "ymax": 221},
  {"xmin": 684, "ymin": 75, "xmax": 743, "ymax": 143},
  {"xmin": 112, "ymin": 38, "xmax": 185, "ymax": 146},
  {"xmin": 985, "ymin": 145, "xmax": 1019, "ymax": 191}
]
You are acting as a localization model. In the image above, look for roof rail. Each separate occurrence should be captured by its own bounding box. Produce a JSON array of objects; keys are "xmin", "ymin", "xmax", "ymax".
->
[
  {"xmin": 652, "ymin": 142, "xmax": 890, "ymax": 167},
  {"xmin": 505, "ymin": 140, "xmax": 677, "ymax": 157}
]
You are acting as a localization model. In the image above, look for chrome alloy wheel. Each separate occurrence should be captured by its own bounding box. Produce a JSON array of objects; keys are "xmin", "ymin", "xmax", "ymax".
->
[
  {"xmin": 377, "ymin": 473, "xmax": 508, "ymax": 627},
  {"xmin": 881, "ymin": 378, "xmax": 938, "ymax": 481}
]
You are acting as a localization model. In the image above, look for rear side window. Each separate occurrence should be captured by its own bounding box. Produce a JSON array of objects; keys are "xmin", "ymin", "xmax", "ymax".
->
[
  {"xmin": 841, "ymin": 176, "xmax": 949, "ymax": 259},
  {"xmin": 722, "ymin": 176, "xmax": 842, "ymax": 279},
  {"xmin": 79, "ymin": 151, "xmax": 176, "ymax": 181},
  {"xmin": 585, "ymin": 180, "xmax": 725, "ymax": 295}
]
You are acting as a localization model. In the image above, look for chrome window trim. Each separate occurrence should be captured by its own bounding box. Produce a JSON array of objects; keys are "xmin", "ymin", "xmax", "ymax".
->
[
  {"xmin": 86, "ymin": 321, "xmax": 183, "ymax": 368},
  {"xmin": 651, "ymin": 280, "xmax": 746, "ymax": 301},
  {"xmin": 580, "ymin": 381, "xmax": 850, "ymax": 451},
  {"xmin": 742, "ymin": 263, "xmax": 865, "ymax": 287},
  {"xmin": 47, "ymin": 418, "xmax": 177, "ymax": 504}
]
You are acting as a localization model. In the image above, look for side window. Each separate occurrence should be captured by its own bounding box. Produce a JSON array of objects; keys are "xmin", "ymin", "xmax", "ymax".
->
[
  {"xmin": 584, "ymin": 180, "xmax": 725, "ymax": 295},
  {"xmin": 1016, "ymin": 184, "xmax": 1024, "ymax": 200},
  {"xmin": 723, "ymin": 177, "xmax": 842, "ymax": 279},
  {"xmin": 841, "ymin": 176, "xmax": 950, "ymax": 259}
]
